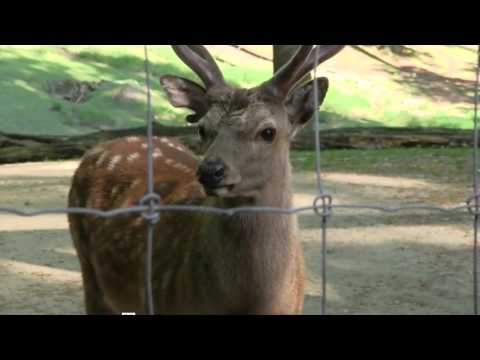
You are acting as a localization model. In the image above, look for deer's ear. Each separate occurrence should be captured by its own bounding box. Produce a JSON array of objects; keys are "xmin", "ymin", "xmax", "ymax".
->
[
  {"xmin": 160, "ymin": 75, "xmax": 209, "ymax": 123},
  {"xmin": 285, "ymin": 77, "xmax": 329, "ymax": 134}
]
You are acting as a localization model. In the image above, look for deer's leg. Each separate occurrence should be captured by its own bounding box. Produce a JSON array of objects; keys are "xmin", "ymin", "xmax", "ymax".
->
[
  {"xmin": 78, "ymin": 256, "xmax": 115, "ymax": 315},
  {"xmin": 69, "ymin": 212, "xmax": 114, "ymax": 315}
]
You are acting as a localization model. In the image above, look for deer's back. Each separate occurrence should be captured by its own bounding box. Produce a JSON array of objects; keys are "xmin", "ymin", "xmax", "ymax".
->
[
  {"xmin": 70, "ymin": 136, "xmax": 204, "ymax": 209},
  {"xmin": 68, "ymin": 136, "xmax": 207, "ymax": 312}
]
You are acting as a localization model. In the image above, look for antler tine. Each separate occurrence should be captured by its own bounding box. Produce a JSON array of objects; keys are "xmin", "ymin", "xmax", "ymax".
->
[
  {"xmin": 263, "ymin": 45, "xmax": 346, "ymax": 97},
  {"xmin": 188, "ymin": 45, "xmax": 224, "ymax": 76},
  {"xmin": 262, "ymin": 45, "xmax": 314, "ymax": 97},
  {"xmin": 172, "ymin": 45, "xmax": 225, "ymax": 89},
  {"xmin": 301, "ymin": 45, "xmax": 346, "ymax": 80}
]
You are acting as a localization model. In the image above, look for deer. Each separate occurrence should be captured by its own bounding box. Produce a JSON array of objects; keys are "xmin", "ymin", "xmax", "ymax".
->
[{"xmin": 68, "ymin": 45, "xmax": 345, "ymax": 315}]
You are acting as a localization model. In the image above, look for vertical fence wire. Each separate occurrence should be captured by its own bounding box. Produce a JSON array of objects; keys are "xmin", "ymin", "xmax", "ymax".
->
[
  {"xmin": 313, "ymin": 45, "xmax": 330, "ymax": 315},
  {"xmin": 143, "ymin": 45, "xmax": 156, "ymax": 315},
  {"xmin": 472, "ymin": 45, "xmax": 480, "ymax": 315},
  {"xmin": 474, "ymin": 216, "xmax": 478, "ymax": 315},
  {"xmin": 313, "ymin": 47, "xmax": 326, "ymax": 196}
]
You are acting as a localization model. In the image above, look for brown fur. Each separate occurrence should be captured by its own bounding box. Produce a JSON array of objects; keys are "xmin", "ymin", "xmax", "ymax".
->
[{"xmin": 68, "ymin": 134, "xmax": 304, "ymax": 314}]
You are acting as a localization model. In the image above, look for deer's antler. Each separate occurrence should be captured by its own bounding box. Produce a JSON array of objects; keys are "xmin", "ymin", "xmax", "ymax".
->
[
  {"xmin": 172, "ymin": 45, "xmax": 226, "ymax": 89},
  {"xmin": 262, "ymin": 45, "xmax": 345, "ymax": 98}
]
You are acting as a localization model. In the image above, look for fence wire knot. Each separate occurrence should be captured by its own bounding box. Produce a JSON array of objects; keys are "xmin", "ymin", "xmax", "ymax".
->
[
  {"xmin": 466, "ymin": 194, "xmax": 480, "ymax": 216},
  {"xmin": 313, "ymin": 194, "xmax": 333, "ymax": 217},
  {"xmin": 139, "ymin": 193, "xmax": 161, "ymax": 224}
]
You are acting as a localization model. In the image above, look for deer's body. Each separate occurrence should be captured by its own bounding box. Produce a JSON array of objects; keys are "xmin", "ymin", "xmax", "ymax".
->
[
  {"xmin": 68, "ymin": 45, "xmax": 344, "ymax": 315},
  {"xmin": 69, "ymin": 135, "xmax": 304, "ymax": 314}
]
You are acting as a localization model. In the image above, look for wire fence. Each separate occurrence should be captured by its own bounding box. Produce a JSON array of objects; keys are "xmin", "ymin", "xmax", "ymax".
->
[{"xmin": 0, "ymin": 45, "xmax": 479, "ymax": 315}]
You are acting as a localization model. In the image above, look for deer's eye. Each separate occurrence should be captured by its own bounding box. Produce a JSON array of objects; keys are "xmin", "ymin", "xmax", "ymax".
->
[{"xmin": 260, "ymin": 128, "xmax": 276, "ymax": 143}]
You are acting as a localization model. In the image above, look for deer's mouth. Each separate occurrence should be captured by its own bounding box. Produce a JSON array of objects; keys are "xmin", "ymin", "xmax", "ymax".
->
[{"xmin": 207, "ymin": 184, "xmax": 235, "ymax": 197}]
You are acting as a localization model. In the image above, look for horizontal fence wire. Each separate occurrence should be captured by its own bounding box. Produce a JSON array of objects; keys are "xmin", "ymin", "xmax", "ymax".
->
[
  {"xmin": 0, "ymin": 44, "xmax": 478, "ymax": 315},
  {"xmin": 0, "ymin": 203, "xmax": 475, "ymax": 217}
]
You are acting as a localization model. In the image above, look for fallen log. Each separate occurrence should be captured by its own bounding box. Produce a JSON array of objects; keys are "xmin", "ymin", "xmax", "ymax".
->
[
  {"xmin": 292, "ymin": 127, "xmax": 474, "ymax": 150},
  {"xmin": 0, "ymin": 126, "xmax": 475, "ymax": 165},
  {"xmin": 0, "ymin": 123, "xmax": 197, "ymax": 165}
]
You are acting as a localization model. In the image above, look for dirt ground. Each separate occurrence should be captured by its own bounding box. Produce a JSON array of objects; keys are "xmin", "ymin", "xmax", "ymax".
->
[{"xmin": 0, "ymin": 160, "xmax": 475, "ymax": 315}]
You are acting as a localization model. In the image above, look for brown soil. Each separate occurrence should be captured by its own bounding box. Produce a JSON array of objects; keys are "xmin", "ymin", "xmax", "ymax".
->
[{"xmin": 0, "ymin": 161, "xmax": 475, "ymax": 315}]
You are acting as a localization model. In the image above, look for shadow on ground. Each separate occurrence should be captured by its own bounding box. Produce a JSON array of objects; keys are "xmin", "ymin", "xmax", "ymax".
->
[
  {"xmin": 302, "ymin": 230, "xmax": 474, "ymax": 315},
  {"xmin": 351, "ymin": 45, "xmax": 477, "ymax": 105},
  {"xmin": 0, "ymin": 229, "xmax": 83, "ymax": 315}
]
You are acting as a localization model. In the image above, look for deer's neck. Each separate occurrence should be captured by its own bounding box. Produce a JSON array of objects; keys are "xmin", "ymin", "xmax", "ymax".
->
[
  {"xmin": 215, "ymin": 154, "xmax": 294, "ymax": 232},
  {"xmin": 201, "ymin": 156, "xmax": 297, "ymax": 299}
]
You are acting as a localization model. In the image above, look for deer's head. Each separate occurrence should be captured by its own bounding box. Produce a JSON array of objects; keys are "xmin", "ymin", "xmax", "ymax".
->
[{"xmin": 160, "ymin": 45, "xmax": 344, "ymax": 199}]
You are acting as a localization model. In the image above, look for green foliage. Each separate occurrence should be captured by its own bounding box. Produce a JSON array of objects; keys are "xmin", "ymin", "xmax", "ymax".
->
[
  {"xmin": 291, "ymin": 148, "xmax": 471, "ymax": 181},
  {"xmin": 0, "ymin": 45, "xmax": 476, "ymax": 136}
]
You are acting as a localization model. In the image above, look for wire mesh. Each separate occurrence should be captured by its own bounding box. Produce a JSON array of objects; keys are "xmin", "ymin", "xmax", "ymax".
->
[
  {"xmin": 472, "ymin": 45, "xmax": 480, "ymax": 315},
  {"xmin": 313, "ymin": 45, "xmax": 330, "ymax": 315},
  {"xmin": 142, "ymin": 45, "xmax": 158, "ymax": 315},
  {"xmin": 0, "ymin": 44, "xmax": 479, "ymax": 315}
]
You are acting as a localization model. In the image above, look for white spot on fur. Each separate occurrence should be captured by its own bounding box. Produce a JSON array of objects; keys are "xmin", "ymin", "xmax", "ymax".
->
[
  {"xmin": 130, "ymin": 179, "xmax": 141, "ymax": 190},
  {"xmin": 153, "ymin": 148, "xmax": 163, "ymax": 158},
  {"xmin": 126, "ymin": 136, "xmax": 140, "ymax": 143},
  {"xmin": 165, "ymin": 158, "xmax": 175, "ymax": 166},
  {"xmin": 96, "ymin": 151, "xmax": 110, "ymax": 167},
  {"xmin": 127, "ymin": 152, "xmax": 140, "ymax": 162},
  {"xmin": 133, "ymin": 217, "xmax": 144, "ymax": 227},
  {"xmin": 141, "ymin": 143, "xmax": 148, "ymax": 149},
  {"xmin": 107, "ymin": 155, "xmax": 122, "ymax": 171},
  {"xmin": 161, "ymin": 138, "xmax": 176, "ymax": 147},
  {"xmin": 111, "ymin": 186, "xmax": 121, "ymax": 197},
  {"xmin": 173, "ymin": 163, "xmax": 189, "ymax": 172}
]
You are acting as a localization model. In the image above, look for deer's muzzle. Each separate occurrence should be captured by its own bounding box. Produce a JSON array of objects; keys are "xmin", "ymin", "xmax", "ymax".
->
[{"xmin": 197, "ymin": 157, "xmax": 227, "ymax": 190}]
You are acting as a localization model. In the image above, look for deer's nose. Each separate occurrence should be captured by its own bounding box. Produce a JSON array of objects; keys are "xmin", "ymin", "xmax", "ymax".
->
[{"xmin": 197, "ymin": 158, "xmax": 226, "ymax": 189}]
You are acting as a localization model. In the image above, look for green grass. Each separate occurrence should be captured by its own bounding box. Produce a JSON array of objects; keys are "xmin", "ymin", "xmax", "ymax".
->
[
  {"xmin": 321, "ymin": 78, "xmax": 475, "ymax": 130},
  {"xmin": 0, "ymin": 45, "xmax": 477, "ymax": 136},
  {"xmin": 0, "ymin": 45, "xmax": 269, "ymax": 136},
  {"xmin": 291, "ymin": 148, "xmax": 472, "ymax": 182}
]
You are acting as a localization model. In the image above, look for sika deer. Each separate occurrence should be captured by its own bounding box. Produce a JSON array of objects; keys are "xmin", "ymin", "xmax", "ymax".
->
[{"xmin": 68, "ymin": 45, "xmax": 344, "ymax": 315}]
